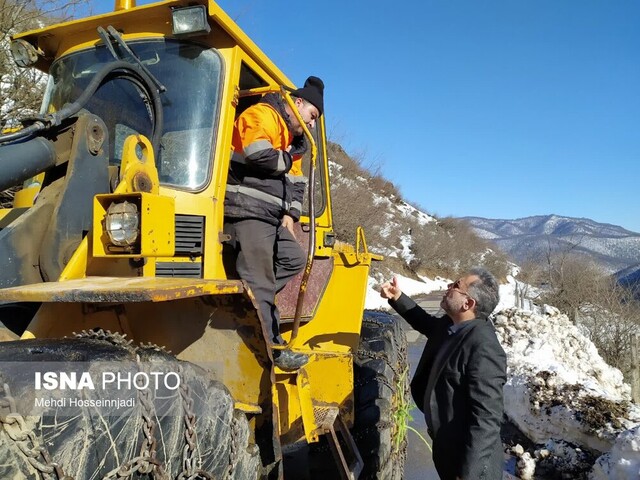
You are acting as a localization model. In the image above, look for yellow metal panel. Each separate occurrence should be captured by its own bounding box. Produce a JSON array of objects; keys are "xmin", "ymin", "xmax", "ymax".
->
[
  {"xmin": 0, "ymin": 277, "xmax": 243, "ymax": 303},
  {"xmin": 20, "ymin": 294, "xmax": 272, "ymax": 418},
  {"xmin": 15, "ymin": 0, "xmax": 295, "ymax": 92},
  {"xmin": 58, "ymin": 236, "xmax": 90, "ymax": 280},
  {"xmin": 14, "ymin": 173, "xmax": 45, "ymax": 207},
  {"xmin": 275, "ymin": 352, "xmax": 353, "ymax": 445},
  {"xmin": 279, "ymin": 253, "xmax": 371, "ymax": 355},
  {"xmin": 140, "ymin": 194, "xmax": 174, "ymax": 254},
  {"xmin": 15, "ymin": 1, "xmax": 178, "ymax": 60},
  {"xmin": 93, "ymin": 192, "xmax": 175, "ymax": 257},
  {"xmin": 295, "ymin": 368, "xmax": 318, "ymax": 442},
  {"xmin": 12, "ymin": 185, "xmax": 38, "ymax": 207}
]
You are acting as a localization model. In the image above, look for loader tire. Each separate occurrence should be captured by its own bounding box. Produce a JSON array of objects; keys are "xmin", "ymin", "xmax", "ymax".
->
[
  {"xmin": 0, "ymin": 336, "xmax": 260, "ymax": 479},
  {"xmin": 352, "ymin": 311, "xmax": 409, "ymax": 480},
  {"xmin": 308, "ymin": 311, "xmax": 409, "ymax": 479}
]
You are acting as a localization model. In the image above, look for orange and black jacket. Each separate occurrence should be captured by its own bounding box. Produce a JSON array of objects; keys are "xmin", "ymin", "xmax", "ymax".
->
[{"xmin": 225, "ymin": 93, "xmax": 306, "ymax": 225}]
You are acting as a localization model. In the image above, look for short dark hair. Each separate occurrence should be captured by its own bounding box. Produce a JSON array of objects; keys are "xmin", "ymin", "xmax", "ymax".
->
[{"xmin": 467, "ymin": 267, "xmax": 500, "ymax": 320}]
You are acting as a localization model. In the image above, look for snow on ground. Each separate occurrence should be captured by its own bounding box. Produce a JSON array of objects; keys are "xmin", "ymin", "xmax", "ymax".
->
[
  {"xmin": 366, "ymin": 271, "xmax": 522, "ymax": 312},
  {"xmin": 394, "ymin": 201, "xmax": 436, "ymax": 226},
  {"xmin": 498, "ymin": 275, "xmax": 518, "ymax": 312},
  {"xmin": 495, "ymin": 306, "xmax": 640, "ymax": 478},
  {"xmin": 364, "ymin": 274, "xmax": 449, "ymax": 310},
  {"xmin": 400, "ymin": 234, "xmax": 414, "ymax": 263},
  {"xmin": 590, "ymin": 425, "xmax": 640, "ymax": 479},
  {"xmin": 365, "ymin": 270, "xmax": 640, "ymax": 478}
]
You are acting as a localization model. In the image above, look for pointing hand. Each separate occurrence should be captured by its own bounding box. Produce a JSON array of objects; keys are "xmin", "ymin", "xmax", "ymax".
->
[{"xmin": 380, "ymin": 276, "xmax": 402, "ymax": 301}]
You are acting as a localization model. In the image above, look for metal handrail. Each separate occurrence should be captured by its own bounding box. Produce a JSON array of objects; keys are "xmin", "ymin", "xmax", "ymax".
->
[{"xmin": 281, "ymin": 87, "xmax": 317, "ymax": 346}]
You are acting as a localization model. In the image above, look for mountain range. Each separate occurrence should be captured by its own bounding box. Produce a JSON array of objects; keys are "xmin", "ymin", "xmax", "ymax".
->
[{"xmin": 461, "ymin": 214, "xmax": 640, "ymax": 274}]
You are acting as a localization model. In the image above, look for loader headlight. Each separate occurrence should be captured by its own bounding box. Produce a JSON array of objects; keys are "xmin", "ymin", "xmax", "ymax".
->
[
  {"xmin": 105, "ymin": 201, "xmax": 139, "ymax": 246},
  {"xmin": 171, "ymin": 5, "xmax": 211, "ymax": 37}
]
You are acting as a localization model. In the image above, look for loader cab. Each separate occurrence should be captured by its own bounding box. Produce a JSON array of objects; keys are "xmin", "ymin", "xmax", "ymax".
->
[
  {"xmin": 44, "ymin": 39, "xmax": 330, "ymax": 221},
  {"xmin": 8, "ymin": 0, "xmax": 335, "ymax": 283},
  {"xmin": 44, "ymin": 38, "xmax": 223, "ymax": 191}
]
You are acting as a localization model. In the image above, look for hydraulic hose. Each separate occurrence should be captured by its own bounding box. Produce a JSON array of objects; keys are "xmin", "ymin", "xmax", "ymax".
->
[
  {"xmin": 0, "ymin": 136, "xmax": 56, "ymax": 191},
  {"xmin": 0, "ymin": 61, "xmax": 164, "ymax": 159}
]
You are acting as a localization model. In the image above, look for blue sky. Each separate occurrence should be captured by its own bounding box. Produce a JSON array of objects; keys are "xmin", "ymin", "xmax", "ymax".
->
[{"xmin": 93, "ymin": 0, "xmax": 640, "ymax": 232}]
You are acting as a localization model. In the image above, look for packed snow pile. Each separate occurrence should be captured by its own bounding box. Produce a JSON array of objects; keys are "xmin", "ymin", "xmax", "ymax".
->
[
  {"xmin": 365, "ymin": 272, "xmax": 640, "ymax": 478},
  {"xmin": 590, "ymin": 425, "xmax": 640, "ymax": 480},
  {"xmin": 494, "ymin": 307, "xmax": 640, "ymax": 479}
]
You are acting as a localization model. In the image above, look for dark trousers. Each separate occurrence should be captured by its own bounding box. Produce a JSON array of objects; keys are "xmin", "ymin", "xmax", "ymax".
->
[{"xmin": 224, "ymin": 218, "xmax": 305, "ymax": 345}]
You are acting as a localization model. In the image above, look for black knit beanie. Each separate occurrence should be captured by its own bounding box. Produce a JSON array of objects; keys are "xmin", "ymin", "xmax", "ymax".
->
[{"xmin": 292, "ymin": 76, "xmax": 324, "ymax": 116}]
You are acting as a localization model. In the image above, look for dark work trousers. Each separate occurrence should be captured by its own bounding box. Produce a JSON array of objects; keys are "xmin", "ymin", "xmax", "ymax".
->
[{"xmin": 223, "ymin": 218, "xmax": 306, "ymax": 345}]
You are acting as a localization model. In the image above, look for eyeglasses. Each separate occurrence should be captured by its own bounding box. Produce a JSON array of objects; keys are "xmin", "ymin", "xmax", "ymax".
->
[{"xmin": 448, "ymin": 280, "xmax": 472, "ymax": 299}]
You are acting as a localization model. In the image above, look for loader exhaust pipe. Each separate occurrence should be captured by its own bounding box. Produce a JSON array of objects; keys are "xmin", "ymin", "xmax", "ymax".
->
[
  {"xmin": 0, "ymin": 137, "xmax": 56, "ymax": 191},
  {"xmin": 114, "ymin": 0, "xmax": 135, "ymax": 11}
]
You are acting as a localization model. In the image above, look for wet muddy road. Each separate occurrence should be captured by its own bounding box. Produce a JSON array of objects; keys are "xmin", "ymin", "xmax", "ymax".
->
[{"xmin": 394, "ymin": 293, "xmax": 443, "ymax": 480}]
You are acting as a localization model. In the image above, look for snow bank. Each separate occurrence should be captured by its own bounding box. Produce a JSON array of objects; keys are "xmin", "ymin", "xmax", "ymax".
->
[
  {"xmin": 364, "ymin": 270, "xmax": 640, "ymax": 477},
  {"xmin": 590, "ymin": 426, "xmax": 640, "ymax": 479},
  {"xmin": 495, "ymin": 307, "xmax": 640, "ymax": 477}
]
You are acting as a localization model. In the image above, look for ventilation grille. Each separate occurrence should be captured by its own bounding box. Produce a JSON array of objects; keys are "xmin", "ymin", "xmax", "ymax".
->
[
  {"xmin": 156, "ymin": 262, "xmax": 202, "ymax": 278},
  {"xmin": 175, "ymin": 214, "xmax": 204, "ymax": 256}
]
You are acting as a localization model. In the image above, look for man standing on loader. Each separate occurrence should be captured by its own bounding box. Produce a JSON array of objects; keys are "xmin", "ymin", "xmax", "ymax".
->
[{"xmin": 224, "ymin": 76, "xmax": 324, "ymax": 370}]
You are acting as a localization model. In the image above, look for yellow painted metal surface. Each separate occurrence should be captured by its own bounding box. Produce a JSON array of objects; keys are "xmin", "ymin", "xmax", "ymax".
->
[
  {"xmin": 57, "ymin": 237, "xmax": 90, "ymax": 280},
  {"xmin": 274, "ymin": 352, "xmax": 353, "ymax": 444},
  {"xmin": 116, "ymin": 135, "xmax": 160, "ymax": 194},
  {"xmin": 92, "ymin": 192, "xmax": 175, "ymax": 257},
  {"xmin": 3, "ymin": 0, "xmax": 384, "ymax": 463},
  {"xmin": 12, "ymin": 185, "xmax": 39, "ymax": 207},
  {"xmin": 14, "ymin": 0, "xmax": 294, "ymax": 91},
  {"xmin": 295, "ymin": 369, "xmax": 318, "ymax": 442},
  {"xmin": 0, "ymin": 277, "xmax": 242, "ymax": 303},
  {"xmin": 114, "ymin": 0, "xmax": 136, "ymax": 11},
  {"xmin": 20, "ymin": 294, "xmax": 272, "ymax": 418}
]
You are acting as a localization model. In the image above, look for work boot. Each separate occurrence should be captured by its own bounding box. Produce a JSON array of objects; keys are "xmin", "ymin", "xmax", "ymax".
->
[{"xmin": 273, "ymin": 349, "xmax": 309, "ymax": 370}]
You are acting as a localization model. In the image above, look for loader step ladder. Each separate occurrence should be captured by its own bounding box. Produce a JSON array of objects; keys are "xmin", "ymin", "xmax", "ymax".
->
[{"xmin": 315, "ymin": 406, "xmax": 363, "ymax": 480}]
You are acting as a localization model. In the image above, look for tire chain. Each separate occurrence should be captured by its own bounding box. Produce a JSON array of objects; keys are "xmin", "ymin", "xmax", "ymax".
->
[
  {"xmin": 73, "ymin": 328, "xmax": 136, "ymax": 352},
  {"xmin": 69, "ymin": 329, "xmax": 167, "ymax": 480},
  {"xmin": 73, "ymin": 330, "xmax": 218, "ymax": 480},
  {"xmin": 225, "ymin": 415, "xmax": 242, "ymax": 480},
  {"xmin": 0, "ymin": 379, "xmax": 72, "ymax": 480},
  {"xmin": 0, "ymin": 329, "xmax": 241, "ymax": 479},
  {"xmin": 100, "ymin": 386, "xmax": 170, "ymax": 479},
  {"xmin": 176, "ymin": 367, "xmax": 212, "ymax": 480},
  {"xmin": 362, "ymin": 317, "xmax": 408, "ymax": 363},
  {"xmin": 355, "ymin": 349, "xmax": 402, "ymax": 384},
  {"xmin": 355, "ymin": 317, "xmax": 409, "ymax": 479}
]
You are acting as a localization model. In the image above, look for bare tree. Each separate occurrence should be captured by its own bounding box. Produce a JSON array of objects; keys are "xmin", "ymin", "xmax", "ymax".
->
[
  {"xmin": 0, "ymin": 0, "xmax": 91, "ymax": 126},
  {"xmin": 532, "ymin": 234, "xmax": 604, "ymax": 323},
  {"xmin": 0, "ymin": 0, "xmax": 90, "ymax": 206},
  {"xmin": 578, "ymin": 279, "xmax": 640, "ymax": 395},
  {"xmin": 521, "ymin": 246, "xmax": 640, "ymax": 395},
  {"xmin": 408, "ymin": 216, "xmax": 510, "ymax": 279}
]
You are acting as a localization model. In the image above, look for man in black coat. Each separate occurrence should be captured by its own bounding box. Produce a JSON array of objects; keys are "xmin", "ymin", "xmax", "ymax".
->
[{"xmin": 380, "ymin": 267, "xmax": 506, "ymax": 480}]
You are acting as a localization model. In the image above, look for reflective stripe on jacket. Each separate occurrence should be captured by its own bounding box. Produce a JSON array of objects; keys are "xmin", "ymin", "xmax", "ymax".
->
[{"xmin": 225, "ymin": 94, "xmax": 306, "ymax": 224}]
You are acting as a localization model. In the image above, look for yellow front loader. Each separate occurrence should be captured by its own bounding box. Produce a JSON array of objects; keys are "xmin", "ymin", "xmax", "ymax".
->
[{"xmin": 0, "ymin": 1, "xmax": 408, "ymax": 478}]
